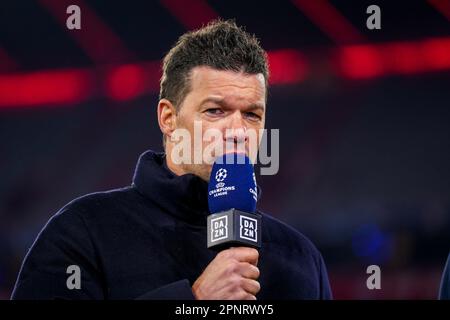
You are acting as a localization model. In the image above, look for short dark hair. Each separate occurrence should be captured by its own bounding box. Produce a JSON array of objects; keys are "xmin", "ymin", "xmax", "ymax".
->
[{"xmin": 159, "ymin": 19, "xmax": 269, "ymax": 110}]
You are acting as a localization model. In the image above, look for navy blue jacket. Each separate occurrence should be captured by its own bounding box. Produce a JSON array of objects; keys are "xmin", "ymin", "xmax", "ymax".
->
[{"xmin": 12, "ymin": 150, "xmax": 332, "ymax": 300}]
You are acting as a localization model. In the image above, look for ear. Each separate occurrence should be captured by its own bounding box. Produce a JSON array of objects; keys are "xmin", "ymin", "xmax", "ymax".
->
[{"xmin": 157, "ymin": 98, "xmax": 177, "ymax": 140}]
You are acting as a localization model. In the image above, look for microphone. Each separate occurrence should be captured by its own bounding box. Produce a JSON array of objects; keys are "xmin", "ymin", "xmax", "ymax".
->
[{"xmin": 207, "ymin": 152, "xmax": 262, "ymax": 250}]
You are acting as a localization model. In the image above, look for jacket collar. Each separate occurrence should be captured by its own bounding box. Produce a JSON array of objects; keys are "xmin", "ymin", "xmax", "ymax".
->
[{"xmin": 132, "ymin": 150, "xmax": 209, "ymax": 226}]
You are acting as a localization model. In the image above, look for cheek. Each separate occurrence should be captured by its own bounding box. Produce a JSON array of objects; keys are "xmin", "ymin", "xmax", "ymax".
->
[
  {"xmin": 249, "ymin": 121, "xmax": 264, "ymax": 134},
  {"xmin": 201, "ymin": 121, "xmax": 226, "ymax": 138},
  {"xmin": 176, "ymin": 113, "xmax": 196, "ymax": 135}
]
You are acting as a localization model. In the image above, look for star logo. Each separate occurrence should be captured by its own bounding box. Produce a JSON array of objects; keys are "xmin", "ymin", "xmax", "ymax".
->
[{"xmin": 215, "ymin": 168, "xmax": 227, "ymax": 182}]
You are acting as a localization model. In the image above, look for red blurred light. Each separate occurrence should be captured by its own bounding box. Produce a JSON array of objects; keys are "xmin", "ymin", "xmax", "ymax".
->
[
  {"xmin": 106, "ymin": 65, "xmax": 145, "ymax": 101},
  {"xmin": 161, "ymin": 0, "xmax": 219, "ymax": 30},
  {"xmin": 0, "ymin": 69, "xmax": 92, "ymax": 108},
  {"xmin": 291, "ymin": 0, "xmax": 364, "ymax": 44},
  {"xmin": 384, "ymin": 42, "xmax": 425, "ymax": 74},
  {"xmin": 268, "ymin": 50, "xmax": 309, "ymax": 84},
  {"xmin": 1, "ymin": 37, "xmax": 450, "ymax": 109},
  {"xmin": 337, "ymin": 45, "xmax": 384, "ymax": 79},
  {"xmin": 428, "ymin": 0, "xmax": 450, "ymax": 21},
  {"xmin": 422, "ymin": 38, "xmax": 450, "ymax": 70},
  {"xmin": 336, "ymin": 38, "xmax": 450, "ymax": 79}
]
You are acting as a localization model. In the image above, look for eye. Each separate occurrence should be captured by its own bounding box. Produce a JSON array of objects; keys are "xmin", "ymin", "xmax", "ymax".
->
[
  {"xmin": 204, "ymin": 108, "xmax": 224, "ymax": 116},
  {"xmin": 245, "ymin": 112, "xmax": 262, "ymax": 121}
]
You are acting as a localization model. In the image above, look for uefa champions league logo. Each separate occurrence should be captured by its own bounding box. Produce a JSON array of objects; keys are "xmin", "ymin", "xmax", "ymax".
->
[
  {"xmin": 215, "ymin": 168, "xmax": 227, "ymax": 182},
  {"xmin": 211, "ymin": 167, "xmax": 235, "ymax": 196}
]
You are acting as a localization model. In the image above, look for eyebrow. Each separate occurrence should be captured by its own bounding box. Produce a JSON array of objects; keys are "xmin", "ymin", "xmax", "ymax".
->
[{"xmin": 200, "ymin": 96, "xmax": 265, "ymax": 111}]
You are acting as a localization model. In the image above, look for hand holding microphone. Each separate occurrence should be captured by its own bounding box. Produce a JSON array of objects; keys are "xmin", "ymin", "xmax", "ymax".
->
[
  {"xmin": 192, "ymin": 247, "xmax": 260, "ymax": 300},
  {"xmin": 192, "ymin": 153, "xmax": 262, "ymax": 300}
]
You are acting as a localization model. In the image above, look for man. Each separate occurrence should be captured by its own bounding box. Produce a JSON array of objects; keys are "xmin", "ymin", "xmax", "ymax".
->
[{"xmin": 12, "ymin": 20, "xmax": 332, "ymax": 300}]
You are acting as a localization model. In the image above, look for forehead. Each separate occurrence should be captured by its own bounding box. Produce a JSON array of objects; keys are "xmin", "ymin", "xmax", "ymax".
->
[{"xmin": 188, "ymin": 66, "xmax": 266, "ymax": 104}]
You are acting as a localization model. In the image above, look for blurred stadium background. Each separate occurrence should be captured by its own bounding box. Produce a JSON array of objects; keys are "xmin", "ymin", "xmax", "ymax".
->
[{"xmin": 1, "ymin": 0, "xmax": 450, "ymax": 299}]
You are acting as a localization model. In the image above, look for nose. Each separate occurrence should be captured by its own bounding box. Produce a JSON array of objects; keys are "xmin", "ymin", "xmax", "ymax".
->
[{"xmin": 224, "ymin": 112, "xmax": 248, "ymax": 144}]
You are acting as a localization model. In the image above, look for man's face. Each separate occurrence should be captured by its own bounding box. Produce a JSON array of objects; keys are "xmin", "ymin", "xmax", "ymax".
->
[{"xmin": 169, "ymin": 66, "xmax": 266, "ymax": 181}]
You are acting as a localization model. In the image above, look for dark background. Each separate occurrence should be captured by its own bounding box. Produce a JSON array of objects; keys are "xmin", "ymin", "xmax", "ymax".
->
[{"xmin": 1, "ymin": 0, "xmax": 449, "ymax": 299}]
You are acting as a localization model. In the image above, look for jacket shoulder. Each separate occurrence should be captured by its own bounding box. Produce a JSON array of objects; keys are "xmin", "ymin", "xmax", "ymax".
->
[{"xmin": 54, "ymin": 186, "xmax": 142, "ymax": 221}]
